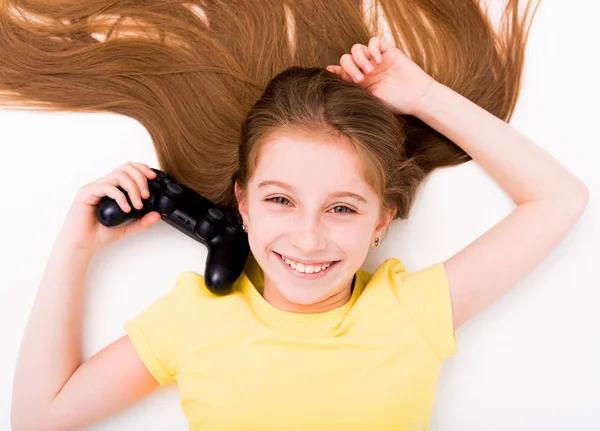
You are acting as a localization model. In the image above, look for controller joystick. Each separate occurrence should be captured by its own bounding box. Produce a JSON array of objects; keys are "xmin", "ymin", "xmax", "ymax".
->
[
  {"xmin": 194, "ymin": 208, "xmax": 225, "ymax": 240},
  {"xmin": 96, "ymin": 168, "xmax": 249, "ymax": 294},
  {"xmin": 156, "ymin": 182, "xmax": 182, "ymax": 215}
]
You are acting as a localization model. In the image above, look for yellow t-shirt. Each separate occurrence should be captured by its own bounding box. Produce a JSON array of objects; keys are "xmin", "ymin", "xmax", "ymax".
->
[{"xmin": 124, "ymin": 255, "xmax": 457, "ymax": 430}]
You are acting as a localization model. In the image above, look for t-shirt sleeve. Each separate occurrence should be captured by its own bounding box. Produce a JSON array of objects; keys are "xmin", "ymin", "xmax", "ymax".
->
[
  {"xmin": 123, "ymin": 271, "xmax": 203, "ymax": 385},
  {"xmin": 388, "ymin": 259, "xmax": 458, "ymax": 361}
]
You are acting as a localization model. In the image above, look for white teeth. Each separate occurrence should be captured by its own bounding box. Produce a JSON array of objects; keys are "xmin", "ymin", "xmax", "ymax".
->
[{"xmin": 279, "ymin": 254, "xmax": 333, "ymax": 274}]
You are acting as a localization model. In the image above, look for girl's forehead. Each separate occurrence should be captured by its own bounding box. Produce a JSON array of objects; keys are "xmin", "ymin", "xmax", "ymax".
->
[
  {"xmin": 252, "ymin": 137, "xmax": 376, "ymax": 200},
  {"xmin": 256, "ymin": 133, "xmax": 360, "ymax": 171}
]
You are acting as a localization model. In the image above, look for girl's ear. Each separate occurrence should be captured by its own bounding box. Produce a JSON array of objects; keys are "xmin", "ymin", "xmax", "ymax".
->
[
  {"xmin": 374, "ymin": 208, "xmax": 396, "ymax": 239},
  {"xmin": 234, "ymin": 182, "xmax": 248, "ymax": 220}
]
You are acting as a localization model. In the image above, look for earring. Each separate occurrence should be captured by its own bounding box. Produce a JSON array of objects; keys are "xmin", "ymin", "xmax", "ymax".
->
[
  {"xmin": 374, "ymin": 237, "xmax": 380, "ymax": 247},
  {"xmin": 242, "ymin": 222, "xmax": 248, "ymax": 233}
]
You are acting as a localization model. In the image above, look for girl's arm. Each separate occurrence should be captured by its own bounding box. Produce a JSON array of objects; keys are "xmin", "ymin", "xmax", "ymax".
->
[
  {"xmin": 11, "ymin": 163, "xmax": 162, "ymax": 431},
  {"xmin": 330, "ymin": 37, "xmax": 590, "ymax": 330},
  {"xmin": 11, "ymin": 238, "xmax": 159, "ymax": 431},
  {"xmin": 414, "ymin": 82, "xmax": 589, "ymax": 330}
]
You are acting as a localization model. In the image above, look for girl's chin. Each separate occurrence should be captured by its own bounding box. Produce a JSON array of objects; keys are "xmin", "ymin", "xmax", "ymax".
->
[
  {"xmin": 277, "ymin": 283, "xmax": 330, "ymax": 306},
  {"xmin": 271, "ymin": 275, "xmax": 350, "ymax": 311}
]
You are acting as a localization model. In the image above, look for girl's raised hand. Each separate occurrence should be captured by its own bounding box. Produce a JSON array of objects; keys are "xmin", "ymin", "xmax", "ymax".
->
[{"xmin": 326, "ymin": 36, "xmax": 436, "ymax": 116}]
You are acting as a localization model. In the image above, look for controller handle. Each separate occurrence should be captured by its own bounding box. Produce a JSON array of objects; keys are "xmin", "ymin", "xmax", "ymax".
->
[
  {"xmin": 96, "ymin": 187, "xmax": 148, "ymax": 227},
  {"xmin": 205, "ymin": 222, "xmax": 250, "ymax": 292},
  {"xmin": 97, "ymin": 182, "xmax": 183, "ymax": 227}
]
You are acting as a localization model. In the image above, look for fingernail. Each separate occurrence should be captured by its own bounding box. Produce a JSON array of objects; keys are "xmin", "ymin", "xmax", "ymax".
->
[
  {"xmin": 365, "ymin": 65, "xmax": 373, "ymax": 73},
  {"xmin": 376, "ymin": 56, "xmax": 382, "ymax": 63},
  {"xmin": 354, "ymin": 74, "xmax": 363, "ymax": 82}
]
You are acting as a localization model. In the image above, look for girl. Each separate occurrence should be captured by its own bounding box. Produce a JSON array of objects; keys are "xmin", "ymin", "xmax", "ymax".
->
[
  {"xmin": 4, "ymin": 1, "xmax": 588, "ymax": 430},
  {"xmin": 10, "ymin": 36, "xmax": 589, "ymax": 431}
]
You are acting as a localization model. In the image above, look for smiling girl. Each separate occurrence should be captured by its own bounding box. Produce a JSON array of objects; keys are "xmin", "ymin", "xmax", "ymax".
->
[{"xmin": 5, "ymin": 1, "xmax": 589, "ymax": 431}]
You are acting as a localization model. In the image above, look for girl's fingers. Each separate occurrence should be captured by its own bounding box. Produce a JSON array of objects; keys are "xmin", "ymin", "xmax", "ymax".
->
[
  {"xmin": 120, "ymin": 163, "xmax": 151, "ymax": 200},
  {"xmin": 351, "ymin": 43, "xmax": 374, "ymax": 75},
  {"xmin": 328, "ymin": 37, "xmax": 391, "ymax": 84},
  {"xmin": 368, "ymin": 37, "xmax": 383, "ymax": 63},
  {"xmin": 326, "ymin": 65, "xmax": 355, "ymax": 83},
  {"xmin": 107, "ymin": 170, "xmax": 144, "ymax": 210},
  {"xmin": 121, "ymin": 211, "xmax": 161, "ymax": 237},
  {"xmin": 340, "ymin": 53, "xmax": 365, "ymax": 83},
  {"xmin": 84, "ymin": 181, "xmax": 131, "ymax": 212},
  {"xmin": 378, "ymin": 37, "xmax": 394, "ymax": 53},
  {"xmin": 128, "ymin": 162, "xmax": 157, "ymax": 181}
]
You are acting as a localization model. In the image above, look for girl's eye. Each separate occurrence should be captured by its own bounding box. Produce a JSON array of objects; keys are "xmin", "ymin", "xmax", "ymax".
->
[
  {"xmin": 330, "ymin": 205, "xmax": 354, "ymax": 214},
  {"xmin": 266, "ymin": 197, "xmax": 355, "ymax": 214},
  {"xmin": 268, "ymin": 196, "xmax": 291, "ymax": 206}
]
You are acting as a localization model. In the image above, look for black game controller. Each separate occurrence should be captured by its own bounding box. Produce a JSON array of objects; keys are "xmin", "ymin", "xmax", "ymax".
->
[{"xmin": 96, "ymin": 168, "xmax": 249, "ymax": 294}]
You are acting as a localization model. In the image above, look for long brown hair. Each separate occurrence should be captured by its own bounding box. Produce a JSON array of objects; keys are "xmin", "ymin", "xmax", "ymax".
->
[{"xmin": 0, "ymin": 0, "xmax": 540, "ymax": 220}]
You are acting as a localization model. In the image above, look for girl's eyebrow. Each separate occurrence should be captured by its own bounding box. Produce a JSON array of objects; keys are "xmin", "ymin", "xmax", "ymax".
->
[
  {"xmin": 257, "ymin": 180, "xmax": 368, "ymax": 204},
  {"xmin": 258, "ymin": 180, "xmax": 293, "ymax": 191}
]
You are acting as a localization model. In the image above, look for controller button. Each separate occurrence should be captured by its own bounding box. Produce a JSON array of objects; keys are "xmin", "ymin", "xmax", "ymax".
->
[
  {"xmin": 224, "ymin": 213, "xmax": 239, "ymax": 224},
  {"xmin": 167, "ymin": 183, "xmax": 183, "ymax": 195},
  {"xmin": 227, "ymin": 223, "xmax": 241, "ymax": 233},
  {"xmin": 207, "ymin": 207, "xmax": 224, "ymax": 221}
]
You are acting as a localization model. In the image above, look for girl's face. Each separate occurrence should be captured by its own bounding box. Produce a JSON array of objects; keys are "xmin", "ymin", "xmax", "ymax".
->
[{"xmin": 236, "ymin": 130, "xmax": 393, "ymax": 313}]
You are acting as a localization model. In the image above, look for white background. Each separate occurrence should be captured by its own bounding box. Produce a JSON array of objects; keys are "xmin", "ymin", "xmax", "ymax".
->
[{"xmin": 1, "ymin": 1, "xmax": 599, "ymax": 430}]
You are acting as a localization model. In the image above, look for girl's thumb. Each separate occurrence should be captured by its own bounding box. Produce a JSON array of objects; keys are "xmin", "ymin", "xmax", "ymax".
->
[{"xmin": 121, "ymin": 211, "xmax": 161, "ymax": 237}]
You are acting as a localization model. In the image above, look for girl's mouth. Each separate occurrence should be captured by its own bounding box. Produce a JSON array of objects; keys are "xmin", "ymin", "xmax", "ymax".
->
[{"xmin": 274, "ymin": 252, "xmax": 340, "ymax": 279}]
